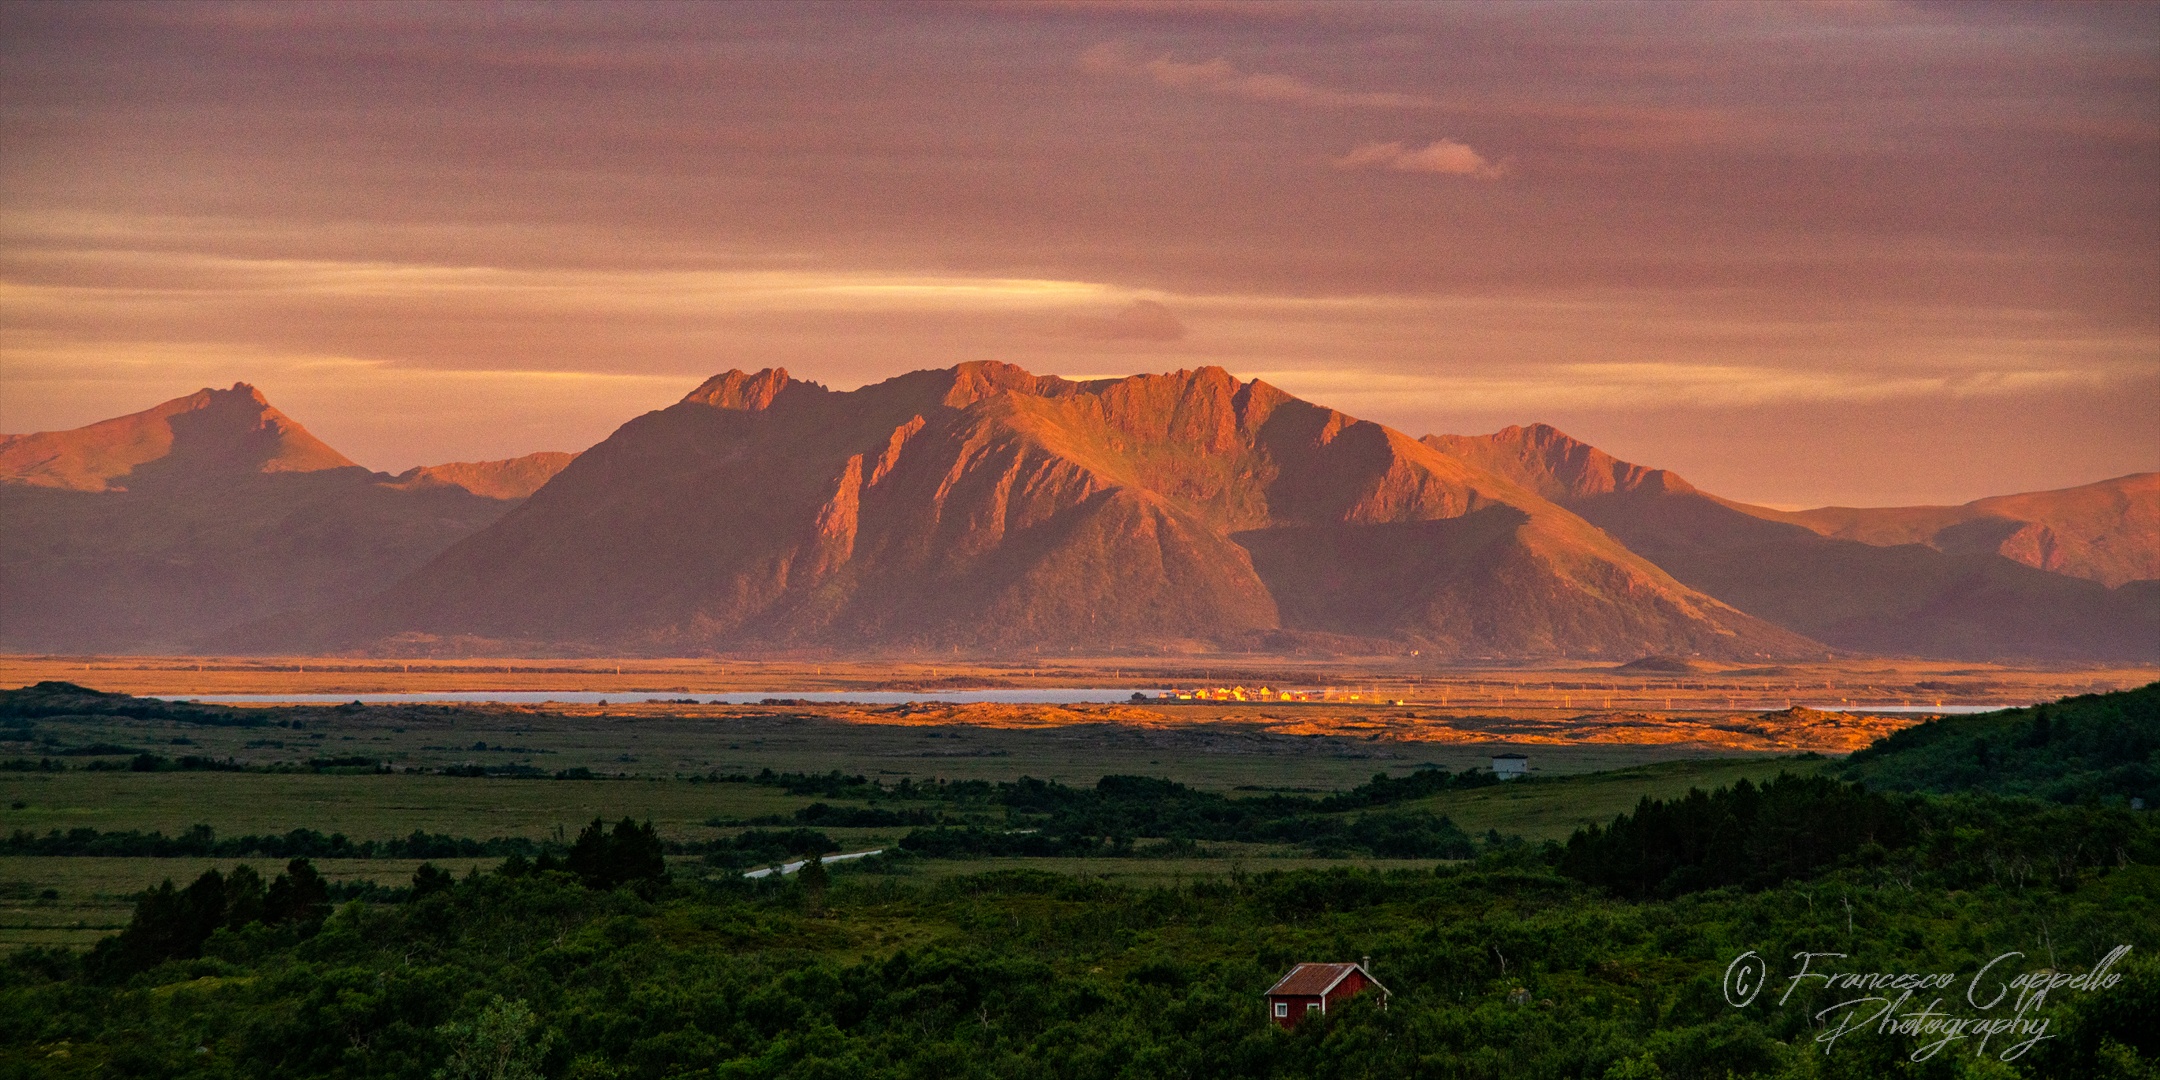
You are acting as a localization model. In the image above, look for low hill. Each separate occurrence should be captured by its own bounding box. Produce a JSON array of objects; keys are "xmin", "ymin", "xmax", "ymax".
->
[
  {"xmin": 1427, "ymin": 425, "xmax": 2160, "ymax": 660},
  {"xmin": 1838, "ymin": 682, "xmax": 2159, "ymax": 804},
  {"xmin": 325, "ymin": 364, "xmax": 1811, "ymax": 658}
]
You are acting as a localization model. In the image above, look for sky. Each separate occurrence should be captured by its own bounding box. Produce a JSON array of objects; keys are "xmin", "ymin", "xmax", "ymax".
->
[{"xmin": 2, "ymin": 1, "xmax": 2155, "ymax": 507}]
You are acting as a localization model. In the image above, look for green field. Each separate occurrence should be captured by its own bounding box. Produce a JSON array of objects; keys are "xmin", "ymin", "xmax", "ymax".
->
[
  {"xmin": 5, "ymin": 695, "xmax": 1766, "ymax": 787},
  {"xmin": 1, "ymin": 772, "xmax": 815, "ymax": 842},
  {"xmin": 2, "ymin": 698, "xmax": 1826, "ymax": 952},
  {"xmin": 1399, "ymin": 755, "xmax": 1831, "ymax": 841},
  {"xmin": 0, "ymin": 754, "xmax": 1827, "ymax": 952}
]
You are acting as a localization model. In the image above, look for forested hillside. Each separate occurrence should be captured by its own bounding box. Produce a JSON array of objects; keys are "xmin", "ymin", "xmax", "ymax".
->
[{"xmin": 1839, "ymin": 682, "xmax": 2158, "ymax": 803}]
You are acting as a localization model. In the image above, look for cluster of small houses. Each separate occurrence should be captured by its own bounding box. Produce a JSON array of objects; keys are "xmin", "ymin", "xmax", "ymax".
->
[{"xmin": 1155, "ymin": 685, "xmax": 1406, "ymax": 704}]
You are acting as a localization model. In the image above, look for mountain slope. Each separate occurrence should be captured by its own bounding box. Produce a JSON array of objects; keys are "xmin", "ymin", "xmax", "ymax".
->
[
  {"xmin": 1755, "ymin": 473, "xmax": 2160, "ymax": 587},
  {"xmin": 0, "ymin": 389, "xmax": 560, "ymax": 652},
  {"xmin": 340, "ymin": 364, "xmax": 1809, "ymax": 658},
  {"xmin": 386, "ymin": 452, "xmax": 579, "ymax": 500},
  {"xmin": 1427, "ymin": 425, "xmax": 2160, "ymax": 660},
  {"xmin": 0, "ymin": 384, "xmax": 355, "ymax": 492}
]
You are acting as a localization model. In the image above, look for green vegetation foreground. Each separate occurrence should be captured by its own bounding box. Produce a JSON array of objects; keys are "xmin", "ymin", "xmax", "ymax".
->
[
  {"xmin": 4, "ymin": 684, "xmax": 2158, "ymax": 1078},
  {"xmin": 4, "ymin": 828, "xmax": 2157, "ymax": 1078}
]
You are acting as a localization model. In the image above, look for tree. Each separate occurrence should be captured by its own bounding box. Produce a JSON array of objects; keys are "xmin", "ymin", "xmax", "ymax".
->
[
  {"xmin": 605, "ymin": 818, "xmax": 667, "ymax": 889},
  {"xmin": 798, "ymin": 848, "xmax": 831, "ymax": 912},
  {"xmin": 564, "ymin": 817, "xmax": 668, "ymax": 891},
  {"xmin": 412, "ymin": 862, "xmax": 456, "ymax": 899},
  {"xmin": 89, "ymin": 867, "xmax": 236, "ymax": 979},
  {"xmin": 224, "ymin": 864, "xmax": 266, "ymax": 927},
  {"xmin": 564, "ymin": 817, "xmax": 612, "ymax": 886},
  {"xmin": 264, "ymin": 858, "xmax": 329, "ymax": 926},
  {"xmin": 435, "ymin": 996, "xmax": 551, "ymax": 1080}
]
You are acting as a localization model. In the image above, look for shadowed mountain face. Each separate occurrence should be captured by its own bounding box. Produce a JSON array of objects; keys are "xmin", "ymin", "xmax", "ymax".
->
[
  {"xmin": 1760, "ymin": 474, "xmax": 2160, "ymax": 587},
  {"xmin": 338, "ymin": 364, "xmax": 1809, "ymax": 658},
  {"xmin": 0, "ymin": 383, "xmax": 354, "ymax": 492},
  {"xmin": 1428, "ymin": 425, "xmax": 2160, "ymax": 661},
  {"xmin": 386, "ymin": 452, "xmax": 578, "ymax": 500},
  {"xmin": 0, "ymin": 389, "xmax": 572, "ymax": 651}
]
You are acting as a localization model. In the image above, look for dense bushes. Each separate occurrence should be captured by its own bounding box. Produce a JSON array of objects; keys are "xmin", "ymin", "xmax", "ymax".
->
[
  {"xmin": 1558, "ymin": 773, "xmax": 1914, "ymax": 897},
  {"xmin": 552, "ymin": 817, "xmax": 668, "ymax": 892},
  {"xmin": 699, "ymin": 829, "xmax": 844, "ymax": 870},
  {"xmin": 3, "ymin": 824, "xmax": 547, "ymax": 860},
  {"xmin": 1840, "ymin": 681, "xmax": 2159, "ymax": 803},
  {"xmin": 1558, "ymin": 772, "xmax": 2160, "ymax": 898},
  {"xmin": 85, "ymin": 858, "xmax": 329, "ymax": 980},
  {"xmin": 8, "ymin": 842, "xmax": 2155, "ymax": 1078}
]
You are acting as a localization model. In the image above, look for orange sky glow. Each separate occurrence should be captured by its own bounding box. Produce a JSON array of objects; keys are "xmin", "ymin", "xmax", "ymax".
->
[{"xmin": 2, "ymin": 1, "xmax": 2155, "ymax": 506}]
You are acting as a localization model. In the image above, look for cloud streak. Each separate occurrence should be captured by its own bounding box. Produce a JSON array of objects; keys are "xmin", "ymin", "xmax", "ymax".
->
[
  {"xmin": 1081, "ymin": 42, "xmax": 1438, "ymax": 109},
  {"xmin": 1333, "ymin": 139, "xmax": 1506, "ymax": 178},
  {"xmin": 1, "ymin": 4, "xmax": 2151, "ymax": 503}
]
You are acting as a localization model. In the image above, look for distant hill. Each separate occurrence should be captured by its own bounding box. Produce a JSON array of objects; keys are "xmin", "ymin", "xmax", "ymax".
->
[
  {"xmin": 1839, "ymin": 682, "xmax": 2159, "ymax": 804},
  {"xmin": 320, "ymin": 363, "xmax": 1810, "ymax": 658},
  {"xmin": 0, "ymin": 388, "xmax": 575, "ymax": 652},
  {"xmin": 1427, "ymin": 424, "xmax": 2160, "ymax": 660},
  {"xmin": 386, "ymin": 452, "xmax": 578, "ymax": 500},
  {"xmin": 1758, "ymin": 473, "xmax": 2160, "ymax": 587},
  {"xmin": 0, "ymin": 383, "xmax": 354, "ymax": 491}
]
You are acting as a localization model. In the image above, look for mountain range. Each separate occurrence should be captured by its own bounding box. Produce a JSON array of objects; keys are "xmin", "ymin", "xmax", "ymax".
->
[
  {"xmin": 4, "ymin": 367, "xmax": 2153, "ymax": 660},
  {"xmin": 0, "ymin": 384, "xmax": 573, "ymax": 652}
]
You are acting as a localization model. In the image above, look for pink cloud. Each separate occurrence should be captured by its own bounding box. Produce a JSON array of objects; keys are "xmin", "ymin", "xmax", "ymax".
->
[
  {"xmin": 1082, "ymin": 42, "xmax": 1435, "ymax": 109},
  {"xmin": 1333, "ymin": 139, "xmax": 1506, "ymax": 178}
]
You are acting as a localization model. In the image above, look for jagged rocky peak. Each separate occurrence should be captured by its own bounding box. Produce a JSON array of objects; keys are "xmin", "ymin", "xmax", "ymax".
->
[
  {"xmin": 680, "ymin": 368, "xmax": 825, "ymax": 411},
  {"xmin": 1423, "ymin": 423, "xmax": 1694, "ymax": 502}
]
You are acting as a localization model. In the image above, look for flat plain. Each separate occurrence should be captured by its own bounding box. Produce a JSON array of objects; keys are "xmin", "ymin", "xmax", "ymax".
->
[
  {"xmin": 10, "ymin": 654, "xmax": 2139, "ymax": 955},
  {"xmin": 3, "ymin": 687, "xmax": 1829, "ymax": 953},
  {"xmin": 6, "ymin": 654, "xmax": 2152, "ymax": 711}
]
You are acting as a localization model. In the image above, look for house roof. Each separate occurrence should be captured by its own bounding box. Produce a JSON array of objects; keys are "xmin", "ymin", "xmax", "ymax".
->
[
  {"xmin": 1492, "ymin": 753, "xmax": 1529, "ymax": 760},
  {"xmin": 1265, "ymin": 962, "xmax": 1390, "ymax": 998}
]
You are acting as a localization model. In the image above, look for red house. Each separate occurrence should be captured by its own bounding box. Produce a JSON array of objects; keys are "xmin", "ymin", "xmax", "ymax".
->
[{"xmin": 1264, "ymin": 960, "xmax": 1389, "ymax": 1027}]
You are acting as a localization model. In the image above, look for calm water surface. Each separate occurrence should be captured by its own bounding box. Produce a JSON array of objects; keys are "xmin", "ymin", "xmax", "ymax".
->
[{"xmin": 151, "ymin": 691, "xmax": 2021, "ymax": 713}]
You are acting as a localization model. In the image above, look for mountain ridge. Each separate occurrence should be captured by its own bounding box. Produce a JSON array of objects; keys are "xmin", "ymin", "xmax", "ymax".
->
[
  {"xmin": 328, "ymin": 363, "xmax": 1812, "ymax": 658},
  {"xmin": 1424, "ymin": 425, "xmax": 2159, "ymax": 660},
  {"xmin": 7, "ymin": 371, "xmax": 2153, "ymax": 659}
]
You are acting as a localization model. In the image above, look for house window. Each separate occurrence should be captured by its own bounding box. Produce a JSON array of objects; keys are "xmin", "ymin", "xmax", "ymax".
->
[{"xmin": 1274, "ymin": 1002, "xmax": 1288, "ymax": 1017}]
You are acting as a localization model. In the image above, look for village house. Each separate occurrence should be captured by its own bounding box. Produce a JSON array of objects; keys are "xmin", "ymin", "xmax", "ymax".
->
[
  {"xmin": 1264, "ymin": 959, "xmax": 1389, "ymax": 1028},
  {"xmin": 1491, "ymin": 752, "xmax": 1529, "ymax": 779}
]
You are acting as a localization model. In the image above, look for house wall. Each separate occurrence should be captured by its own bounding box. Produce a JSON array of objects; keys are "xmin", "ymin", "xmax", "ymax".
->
[
  {"xmin": 1323, "ymin": 970, "xmax": 1371, "ymax": 1010},
  {"xmin": 1268, "ymin": 995, "xmax": 1324, "ymax": 1027}
]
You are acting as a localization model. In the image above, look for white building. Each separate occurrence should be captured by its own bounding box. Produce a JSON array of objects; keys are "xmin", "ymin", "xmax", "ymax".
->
[{"xmin": 1492, "ymin": 753, "xmax": 1529, "ymax": 780}]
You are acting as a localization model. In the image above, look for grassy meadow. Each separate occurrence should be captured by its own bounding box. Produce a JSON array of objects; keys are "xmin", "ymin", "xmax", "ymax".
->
[{"xmin": 2, "ymin": 693, "xmax": 1836, "ymax": 953}]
